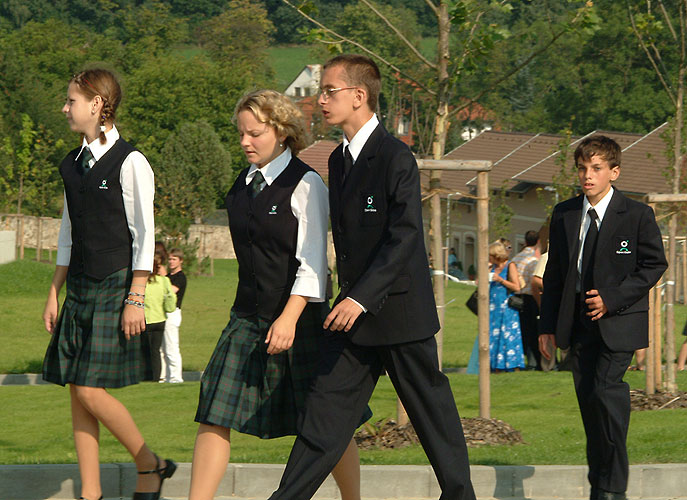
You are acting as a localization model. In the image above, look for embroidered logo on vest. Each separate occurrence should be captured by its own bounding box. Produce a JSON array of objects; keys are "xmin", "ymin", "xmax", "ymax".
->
[
  {"xmin": 269, "ymin": 205, "xmax": 278, "ymax": 215},
  {"xmin": 99, "ymin": 180, "xmax": 109, "ymax": 190}
]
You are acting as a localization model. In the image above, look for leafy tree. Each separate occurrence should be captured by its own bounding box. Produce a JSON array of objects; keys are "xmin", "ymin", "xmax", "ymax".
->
[
  {"xmin": 155, "ymin": 120, "xmax": 232, "ymax": 237},
  {"xmin": 196, "ymin": 0, "xmax": 275, "ymax": 75}
]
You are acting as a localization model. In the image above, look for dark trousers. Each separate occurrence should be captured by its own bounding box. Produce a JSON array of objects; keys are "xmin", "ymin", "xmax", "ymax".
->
[
  {"xmin": 141, "ymin": 321, "xmax": 165, "ymax": 382},
  {"xmin": 268, "ymin": 333, "xmax": 476, "ymax": 500},
  {"xmin": 518, "ymin": 294, "xmax": 541, "ymax": 369},
  {"xmin": 571, "ymin": 314, "xmax": 633, "ymax": 493}
]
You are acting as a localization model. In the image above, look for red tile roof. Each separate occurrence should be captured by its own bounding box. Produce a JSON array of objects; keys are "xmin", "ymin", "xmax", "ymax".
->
[{"xmin": 298, "ymin": 140, "xmax": 339, "ymax": 183}]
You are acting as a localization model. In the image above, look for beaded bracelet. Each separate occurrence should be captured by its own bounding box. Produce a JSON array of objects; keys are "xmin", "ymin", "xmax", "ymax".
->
[
  {"xmin": 128, "ymin": 291, "xmax": 145, "ymax": 298},
  {"xmin": 124, "ymin": 298, "xmax": 145, "ymax": 308}
]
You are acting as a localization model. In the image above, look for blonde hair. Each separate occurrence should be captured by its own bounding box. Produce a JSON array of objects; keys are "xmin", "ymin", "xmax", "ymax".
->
[
  {"xmin": 489, "ymin": 241, "xmax": 509, "ymax": 263},
  {"xmin": 233, "ymin": 90, "xmax": 308, "ymax": 156},
  {"xmin": 71, "ymin": 69, "xmax": 122, "ymax": 145}
]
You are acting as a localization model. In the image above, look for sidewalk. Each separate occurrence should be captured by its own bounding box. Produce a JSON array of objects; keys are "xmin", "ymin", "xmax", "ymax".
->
[{"xmin": 2, "ymin": 462, "xmax": 686, "ymax": 500}]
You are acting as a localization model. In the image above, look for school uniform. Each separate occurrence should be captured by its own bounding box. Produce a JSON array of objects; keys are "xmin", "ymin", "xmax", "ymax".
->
[
  {"xmin": 269, "ymin": 116, "xmax": 476, "ymax": 500},
  {"xmin": 42, "ymin": 125, "xmax": 155, "ymax": 388},
  {"xmin": 541, "ymin": 187, "xmax": 666, "ymax": 496},
  {"xmin": 195, "ymin": 148, "xmax": 351, "ymax": 438}
]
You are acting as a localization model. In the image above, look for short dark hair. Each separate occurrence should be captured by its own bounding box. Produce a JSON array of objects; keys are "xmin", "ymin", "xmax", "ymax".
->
[
  {"xmin": 574, "ymin": 135, "xmax": 621, "ymax": 168},
  {"xmin": 324, "ymin": 54, "xmax": 381, "ymax": 111},
  {"xmin": 525, "ymin": 230, "xmax": 539, "ymax": 247}
]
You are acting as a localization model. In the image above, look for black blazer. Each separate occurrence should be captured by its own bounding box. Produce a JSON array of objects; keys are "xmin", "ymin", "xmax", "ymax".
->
[
  {"xmin": 329, "ymin": 123, "xmax": 439, "ymax": 346},
  {"xmin": 541, "ymin": 190, "xmax": 667, "ymax": 352}
]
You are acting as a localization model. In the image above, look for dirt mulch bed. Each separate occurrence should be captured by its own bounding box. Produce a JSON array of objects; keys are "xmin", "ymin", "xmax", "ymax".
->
[
  {"xmin": 630, "ymin": 389, "xmax": 687, "ymax": 411},
  {"xmin": 354, "ymin": 417, "xmax": 525, "ymax": 450}
]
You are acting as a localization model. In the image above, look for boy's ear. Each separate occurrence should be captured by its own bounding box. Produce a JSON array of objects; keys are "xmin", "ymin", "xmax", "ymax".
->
[
  {"xmin": 352, "ymin": 87, "xmax": 368, "ymax": 111},
  {"xmin": 610, "ymin": 165, "xmax": 620, "ymax": 181}
]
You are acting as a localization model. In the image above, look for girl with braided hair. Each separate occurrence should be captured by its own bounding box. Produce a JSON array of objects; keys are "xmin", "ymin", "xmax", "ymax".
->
[{"xmin": 42, "ymin": 68, "xmax": 176, "ymax": 500}]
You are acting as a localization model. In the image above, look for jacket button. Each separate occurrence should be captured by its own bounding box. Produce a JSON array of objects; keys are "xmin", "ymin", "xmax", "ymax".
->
[
  {"xmin": 342, "ymin": 281, "xmax": 350, "ymax": 288},
  {"xmin": 340, "ymin": 253, "xmax": 348, "ymax": 261}
]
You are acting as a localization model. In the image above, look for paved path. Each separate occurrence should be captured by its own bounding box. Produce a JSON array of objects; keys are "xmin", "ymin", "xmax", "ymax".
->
[{"xmin": 2, "ymin": 462, "xmax": 687, "ymax": 500}]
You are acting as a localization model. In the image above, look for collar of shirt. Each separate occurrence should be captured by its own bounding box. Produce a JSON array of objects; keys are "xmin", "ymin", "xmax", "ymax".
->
[
  {"xmin": 245, "ymin": 147, "xmax": 292, "ymax": 186},
  {"xmin": 343, "ymin": 113, "xmax": 379, "ymax": 163},
  {"xmin": 75, "ymin": 125, "xmax": 121, "ymax": 163},
  {"xmin": 582, "ymin": 186, "xmax": 614, "ymax": 228}
]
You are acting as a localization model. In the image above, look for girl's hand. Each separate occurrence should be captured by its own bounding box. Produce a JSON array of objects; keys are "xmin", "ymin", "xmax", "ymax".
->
[
  {"xmin": 122, "ymin": 303, "xmax": 146, "ymax": 340},
  {"xmin": 265, "ymin": 315, "xmax": 296, "ymax": 355},
  {"xmin": 43, "ymin": 295, "xmax": 60, "ymax": 334}
]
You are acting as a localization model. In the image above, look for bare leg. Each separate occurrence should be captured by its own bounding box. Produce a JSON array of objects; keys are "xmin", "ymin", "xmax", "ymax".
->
[
  {"xmin": 634, "ymin": 348, "xmax": 646, "ymax": 370},
  {"xmin": 677, "ymin": 341, "xmax": 687, "ymax": 370},
  {"xmin": 330, "ymin": 438, "xmax": 361, "ymax": 500},
  {"xmin": 70, "ymin": 385, "xmax": 166, "ymax": 493},
  {"xmin": 188, "ymin": 424, "xmax": 232, "ymax": 500},
  {"xmin": 70, "ymin": 385, "xmax": 101, "ymax": 500}
]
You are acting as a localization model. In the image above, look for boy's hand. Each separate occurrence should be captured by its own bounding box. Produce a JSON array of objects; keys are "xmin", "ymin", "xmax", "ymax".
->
[
  {"xmin": 539, "ymin": 334, "xmax": 556, "ymax": 360},
  {"xmin": 585, "ymin": 289, "xmax": 608, "ymax": 321},
  {"xmin": 323, "ymin": 298, "xmax": 364, "ymax": 332}
]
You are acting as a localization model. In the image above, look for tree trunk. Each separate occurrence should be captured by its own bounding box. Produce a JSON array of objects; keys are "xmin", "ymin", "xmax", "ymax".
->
[
  {"xmin": 428, "ymin": 0, "xmax": 451, "ymax": 369},
  {"xmin": 665, "ymin": 65, "xmax": 685, "ymax": 393}
]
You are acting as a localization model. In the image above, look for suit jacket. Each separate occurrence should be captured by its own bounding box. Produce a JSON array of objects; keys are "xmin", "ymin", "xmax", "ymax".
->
[
  {"xmin": 540, "ymin": 190, "xmax": 667, "ymax": 352},
  {"xmin": 329, "ymin": 123, "xmax": 439, "ymax": 346}
]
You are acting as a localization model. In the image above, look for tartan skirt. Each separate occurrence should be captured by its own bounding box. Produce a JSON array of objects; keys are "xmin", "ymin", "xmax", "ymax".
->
[
  {"xmin": 195, "ymin": 302, "xmax": 329, "ymax": 438},
  {"xmin": 42, "ymin": 267, "xmax": 142, "ymax": 388}
]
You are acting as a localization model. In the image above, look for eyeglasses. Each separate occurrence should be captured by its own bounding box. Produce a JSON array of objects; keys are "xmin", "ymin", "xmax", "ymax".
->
[{"xmin": 319, "ymin": 87, "xmax": 357, "ymax": 101}]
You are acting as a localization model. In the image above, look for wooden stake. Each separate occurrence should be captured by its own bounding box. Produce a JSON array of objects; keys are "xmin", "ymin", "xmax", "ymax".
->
[
  {"xmin": 477, "ymin": 171, "xmax": 491, "ymax": 419},
  {"xmin": 646, "ymin": 286, "xmax": 656, "ymax": 394}
]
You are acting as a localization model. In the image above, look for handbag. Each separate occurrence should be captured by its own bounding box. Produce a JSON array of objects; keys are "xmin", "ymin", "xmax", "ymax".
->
[
  {"xmin": 466, "ymin": 290, "xmax": 478, "ymax": 315},
  {"xmin": 508, "ymin": 294, "xmax": 524, "ymax": 311}
]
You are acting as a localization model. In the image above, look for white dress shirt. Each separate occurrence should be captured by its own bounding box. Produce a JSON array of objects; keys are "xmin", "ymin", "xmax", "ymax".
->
[
  {"xmin": 245, "ymin": 147, "xmax": 328, "ymax": 302},
  {"xmin": 576, "ymin": 186, "xmax": 614, "ymax": 289},
  {"xmin": 56, "ymin": 125, "xmax": 156, "ymax": 273},
  {"xmin": 343, "ymin": 113, "xmax": 379, "ymax": 163}
]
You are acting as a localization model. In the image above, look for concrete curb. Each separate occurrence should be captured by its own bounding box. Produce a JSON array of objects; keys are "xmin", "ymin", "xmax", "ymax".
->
[{"xmin": 2, "ymin": 463, "xmax": 687, "ymax": 500}]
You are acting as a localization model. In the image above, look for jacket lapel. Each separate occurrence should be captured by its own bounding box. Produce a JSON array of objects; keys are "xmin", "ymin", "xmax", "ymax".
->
[
  {"xmin": 596, "ymin": 189, "xmax": 627, "ymax": 257},
  {"xmin": 329, "ymin": 143, "xmax": 345, "ymax": 225},
  {"xmin": 341, "ymin": 123, "xmax": 386, "ymax": 197}
]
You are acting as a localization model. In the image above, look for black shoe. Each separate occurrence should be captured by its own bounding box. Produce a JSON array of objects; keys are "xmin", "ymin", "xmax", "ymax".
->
[
  {"xmin": 132, "ymin": 454, "xmax": 177, "ymax": 500},
  {"xmin": 79, "ymin": 497, "xmax": 103, "ymax": 500},
  {"xmin": 595, "ymin": 489, "xmax": 627, "ymax": 500}
]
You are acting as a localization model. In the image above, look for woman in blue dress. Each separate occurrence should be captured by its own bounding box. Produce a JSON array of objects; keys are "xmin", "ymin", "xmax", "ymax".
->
[{"xmin": 488, "ymin": 240, "xmax": 526, "ymax": 372}]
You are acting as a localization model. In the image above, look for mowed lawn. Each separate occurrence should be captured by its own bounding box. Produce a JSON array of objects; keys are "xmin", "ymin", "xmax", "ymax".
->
[{"xmin": 1, "ymin": 255, "xmax": 686, "ymax": 466}]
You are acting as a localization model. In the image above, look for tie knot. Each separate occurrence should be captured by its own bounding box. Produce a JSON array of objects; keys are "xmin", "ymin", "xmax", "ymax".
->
[
  {"xmin": 587, "ymin": 208, "xmax": 598, "ymax": 221},
  {"xmin": 253, "ymin": 170, "xmax": 265, "ymax": 183}
]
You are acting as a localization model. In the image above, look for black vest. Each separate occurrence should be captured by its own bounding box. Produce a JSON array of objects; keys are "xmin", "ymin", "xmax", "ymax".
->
[
  {"xmin": 226, "ymin": 157, "xmax": 314, "ymax": 321},
  {"xmin": 60, "ymin": 139, "xmax": 137, "ymax": 280}
]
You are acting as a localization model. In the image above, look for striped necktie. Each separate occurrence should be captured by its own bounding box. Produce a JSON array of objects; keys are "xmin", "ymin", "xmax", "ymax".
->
[{"xmin": 250, "ymin": 169, "xmax": 266, "ymax": 198}]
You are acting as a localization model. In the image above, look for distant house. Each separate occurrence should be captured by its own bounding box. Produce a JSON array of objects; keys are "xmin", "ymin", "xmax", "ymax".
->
[
  {"xmin": 424, "ymin": 124, "xmax": 672, "ymax": 272},
  {"xmin": 284, "ymin": 64, "xmax": 321, "ymax": 99}
]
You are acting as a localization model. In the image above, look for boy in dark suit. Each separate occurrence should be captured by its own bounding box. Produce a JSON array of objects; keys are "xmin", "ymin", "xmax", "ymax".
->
[
  {"xmin": 268, "ymin": 54, "xmax": 475, "ymax": 500},
  {"xmin": 540, "ymin": 135, "xmax": 667, "ymax": 500}
]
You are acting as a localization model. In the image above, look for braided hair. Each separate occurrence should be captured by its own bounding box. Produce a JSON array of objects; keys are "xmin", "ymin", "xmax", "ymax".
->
[{"xmin": 71, "ymin": 69, "xmax": 122, "ymax": 144}]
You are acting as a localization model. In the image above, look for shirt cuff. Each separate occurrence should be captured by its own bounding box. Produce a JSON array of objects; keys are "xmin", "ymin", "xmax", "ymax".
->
[
  {"xmin": 346, "ymin": 297, "xmax": 367, "ymax": 313},
  {"xmin": 291, "ymin": 275, "xmax": 325, "ymax": 302}
]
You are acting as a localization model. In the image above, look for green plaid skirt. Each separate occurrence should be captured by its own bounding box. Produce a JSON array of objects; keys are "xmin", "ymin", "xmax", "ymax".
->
[
  {"xmin": 196, "ymin": 302, "xmax": 330, "ymax": 438},
  {"xmin": 42, "ymin": 267, "xmax": 142, "ymax": 388}
]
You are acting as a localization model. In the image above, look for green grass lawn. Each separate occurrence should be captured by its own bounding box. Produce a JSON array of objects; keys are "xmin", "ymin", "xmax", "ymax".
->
[
  {"xmin": 2, "ymin": 370, "xmax": 686, "ymax": 465},
  {"xmin": 1, "ymin": 255, "xmax": 685, "ymax": 466}
]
